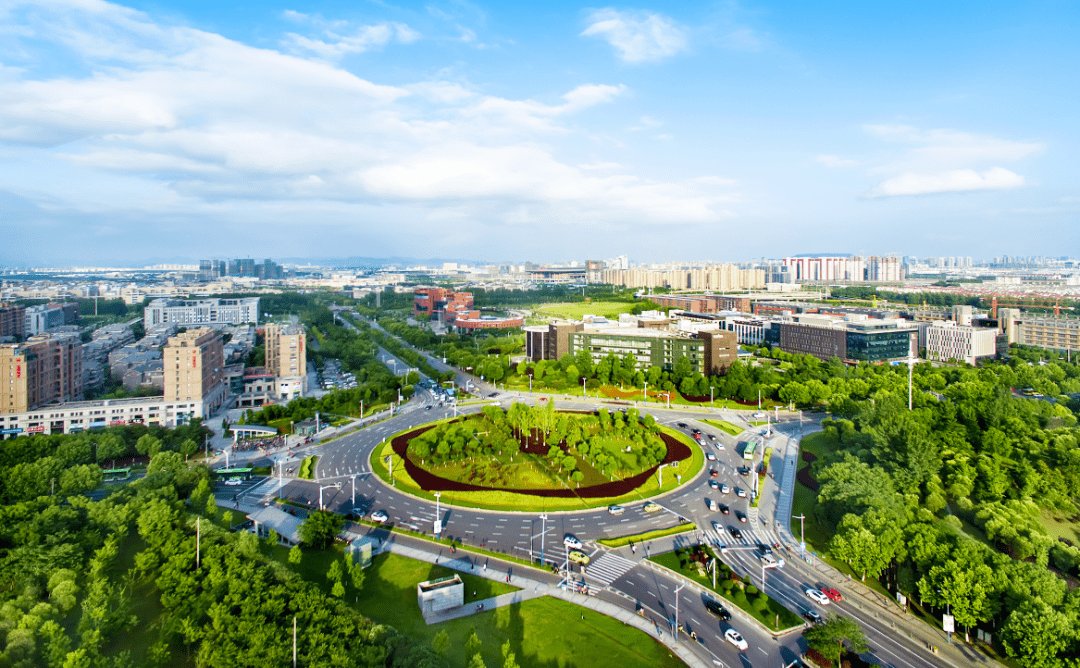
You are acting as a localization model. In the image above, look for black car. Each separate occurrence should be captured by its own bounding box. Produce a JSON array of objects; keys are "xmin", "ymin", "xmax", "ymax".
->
[
  {"xmin": 758, "ymin": 543, "xmax": 773, "ymax": 555},
  {"xmin": 719, "ymin": 503, "xmax": 730, "ymax": 515},
  {"xmin": 804, "ymin": 610, "xmax": 823, "ymax": 624},
  {"xmin": 677, "ymin": 422, "xmax": 688, "ymax": 429},
  {"xmin": 727, "ymin": 525, "xmax": 740, "ymax": 538},
  {"xmin": 691, "ymin": 428, "xmax": 701, "ymax": 434},
  {"xmin": 705, "ymin": 599, "xmax": 731, "ymax": 620},
  {"xmin": 737, "ymin": 466, "xmax": 751, "ymax": 477}
]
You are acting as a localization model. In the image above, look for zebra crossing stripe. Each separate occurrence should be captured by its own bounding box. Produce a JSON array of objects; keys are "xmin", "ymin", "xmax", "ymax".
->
[{"xmin": 584, "ymin": 553, "xmax": 637, "ymax": 586}]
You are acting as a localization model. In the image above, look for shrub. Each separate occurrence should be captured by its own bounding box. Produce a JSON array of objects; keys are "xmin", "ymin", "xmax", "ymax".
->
[{"xmin": 746, "ymin": 585, "xmax": 759, "ymax": 595}]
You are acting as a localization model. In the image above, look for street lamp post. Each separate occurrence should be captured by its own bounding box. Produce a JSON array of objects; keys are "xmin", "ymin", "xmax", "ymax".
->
[
  {"xmin": 582, "ymin": 377, "xmax": 586, "ymax": 399},
  {"xmin": 350, "ymin": 474, "xmax": 357, "ymax": 507},
  {"xmin": 710, "ymin": 386, "xmax": 713, "ymax": 409},
  {"xmin": 318, "ymin": 483, "xmax": 341, "ymax": 511},
  {"xmin": 643, "ymin": 381, "xmax": 647, "ymax": 405},
  {"xmin": 434, "ymin": 492, "xmax": 442, "ymax": 537},
  {"xmin": 794, "ymin": 514, "xmax": 806, "ymax": 555},
  {"xmin": 539, "ymin": 513, "xmax": 547, "ymax": 566},
  {"xmin": 674, "ymin": 582, "xmax": 686, "ymax": 642}
]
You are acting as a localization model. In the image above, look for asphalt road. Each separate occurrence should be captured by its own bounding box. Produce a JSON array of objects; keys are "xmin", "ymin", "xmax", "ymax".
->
[{"xmin": 259, "ymin": 312, "xmax": 971, "ymax": 668}]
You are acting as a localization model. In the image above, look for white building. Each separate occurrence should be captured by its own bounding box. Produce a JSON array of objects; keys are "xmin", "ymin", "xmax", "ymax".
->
[
  {"xmin": 926, "ymin": 321, "xmax": 998, "ymax": 365},
  {"xmin": 144, "ymin": 297, "xmax": 260, "ymax": 328}
]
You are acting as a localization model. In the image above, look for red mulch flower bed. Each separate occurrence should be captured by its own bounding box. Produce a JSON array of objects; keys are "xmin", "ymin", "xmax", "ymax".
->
[{"xmin": 390, "ymin": 416, "xmax": 692, "ymax": 498}]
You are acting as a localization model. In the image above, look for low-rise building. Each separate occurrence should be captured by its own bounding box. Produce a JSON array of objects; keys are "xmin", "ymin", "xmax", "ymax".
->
[{"xmin": 926, "ymin": 321, "xmax": 999, "ymax": 365}]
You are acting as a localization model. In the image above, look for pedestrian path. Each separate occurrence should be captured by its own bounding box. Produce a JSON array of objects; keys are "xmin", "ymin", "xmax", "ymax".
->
[{"xmin": 584, "ymin": 551, "xmax": 637, "ymax": 586}]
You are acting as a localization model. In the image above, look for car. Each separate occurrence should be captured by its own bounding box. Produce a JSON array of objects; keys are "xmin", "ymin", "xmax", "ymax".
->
[
  {"xmin": 705, "ymin": 599, "xmax": 731, "ymax": 620},
  {"xmin": 737, "ymin": 466, "xmax": 751, "ymax": 476},
  {"xmin": 426, "ymin": 405, "xmax": 432, "ymax": 410},
  {"xmin": 804, "ymin": 610, "xmax": 824, "ymax": 624},
  {"xmin": 677, "ymin": 422, "xmax": 688, "ymax": 429},
  {"xmin": 709, "ymin": 480, "xmax": 719, "ymax": 489},
  {"xmin": 642, "ymin": 502, "xmax": 661, "ymax": 513},
  {"xmin": 752, "ymin": 412, "xmax": 766, "ymax": 419},
  {"xmin": 724, "ymin": 628, "xmax": 748, "ymax": 651},
  {"xmin": 710, "ymin": 469, "xmax": 719, "ymax": 478},
  {"xmin": 736, "ymin": 487, "xmax": 747, "ymax": 498},
  {"xmin": 719, "ymin": 503, "xmax": 730, "ymax": 515},
  {"xmin": 707, "ymin": 498, "xmax": 718, "ymax": 511},
  {"xmin": 821, "ymin": 587, "xmax": 843, "ymax": 602},
  {"xmin": 707, "ymin": 433, "xmax": 716, "ymax": 441},
  {"xmin": 736, "ymin": 511, "xmax": 747, "ymax": 523},
  {"xmin": 759, "ymin": 544, "xmax": 773, "ymax": 556},
  {"xmin": 706, "ymin": 453, "xmax": 717, "ymax": 461},
  {"xmin": 806, "ymin": 588, "xmax": 830, "ymax": 605},
  {"xmin": 370, "ymin": 510, "xmax": 389, "ymax": 523},
  {"xmin": 224, "ymin": 477, "xmax": 242, "ymax": 486},
  {"xmin": 712, "ymin": 521, "xmax": 723, "ymax": 533},
  {"xmin": 489, "ymin": 392, "xmax": 499, "ymax": 397},
  {"xmin": 608, "ymin": 504, "xmax": 625, "ymax": 515},
  {"xmin": 691, "ymin": 428, "xmax": 701, "ymax": 435},
  {"xmin": 568, "ymin": 550, "xmax": 590, "ymax": 565},
  {"xmin": 727, "ymin": 526, "xmax": 742, "ymax": 540},
  {"xmin": 715, "ymin": 443, "xmax": 726, "ymax": 451},
  {"xmin": 721, "ymin": 484, "xmax": 731, "ymax": 494},
  {"xmin": 563, "ymin": 534, "xmax": 583, "ymax": 549}
]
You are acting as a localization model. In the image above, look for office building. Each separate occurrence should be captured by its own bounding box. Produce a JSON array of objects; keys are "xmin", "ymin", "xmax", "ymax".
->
[
  {"xmin": 144, "ymin": 297, "xmax": 260, "ymax": 328},
  {"xmin": 775, "ymin": 317, "xmax": 917, "ymax": 363},
  {"xmin": 0, "ymin": 333, "xmax": 84, "ymax": 413},
  {"xmin": 781, "ymin": 256, "xmax": 903, "ymax": 283},
  {"xmin": 1000, "ymin": 310, "xmax": 1080, "ymax": 352},
  {"xmin": 413, "ymin": 288, "xmax": 474, "ymax": 320},
  {"xmin": 926, "ymin": 321, "xmax": 999, "ymax": 365}
]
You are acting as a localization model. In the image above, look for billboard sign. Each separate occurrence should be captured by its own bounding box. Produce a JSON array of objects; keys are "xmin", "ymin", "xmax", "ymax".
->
[{"xmin": 943, "ymin": 614, "xmax": 955, "ymax": 633}]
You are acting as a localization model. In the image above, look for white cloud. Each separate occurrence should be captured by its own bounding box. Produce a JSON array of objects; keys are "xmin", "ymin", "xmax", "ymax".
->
[
  {"xmin": 281, "ymin": 12, "xmax": 419, "ymax": 59},
  {"xmin": 581, "ymin": 9, "xmax": 688, "ymax": 64},
  {"xmin": 628, "ymin": 115, "xmax": 663, "ymax": 131},
  {"xmin": 861, "ymin": 125, "xmax": 1042, "ymax": 197},
  {"xmin": 868, "ymin": 168, "xmax": 1025, "ymax": 198},
  {"xmin": 0, "ymin": 0, "xmax": 736, "ymax": 238}
]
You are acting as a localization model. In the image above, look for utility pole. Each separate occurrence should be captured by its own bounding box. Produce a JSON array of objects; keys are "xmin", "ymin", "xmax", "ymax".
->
[
  {"xmin": 539, "ymin": 513, "xmax": 547, "ymax": 566},
  {"xmin": 434, "ymin": 492, "xmax": 442, "ymax": 537},
  {"xmin": 293, "ymin": 616, "xmax": 297, "ymax": 668},
  {"xmin": 908, "ymin": 358, "xmax": 915, "ymax": 410},
  {"xmin": 196, "ymin": 517, "xmax": 201, "ymax": 569},
  {"xmin": 350, "ymin": 474, "xmax": 357, "ymax": 507}
]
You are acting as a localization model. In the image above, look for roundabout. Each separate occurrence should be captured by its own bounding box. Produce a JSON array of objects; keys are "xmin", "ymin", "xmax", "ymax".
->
[{"xmin": 367, "ymin": 403, "xmax": 704, "ymax": 511}]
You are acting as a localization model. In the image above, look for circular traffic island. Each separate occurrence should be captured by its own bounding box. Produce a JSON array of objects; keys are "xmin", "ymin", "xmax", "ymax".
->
[{"xmin": 371, "ymin": 403, "xmax": 702, "ymax": 511}]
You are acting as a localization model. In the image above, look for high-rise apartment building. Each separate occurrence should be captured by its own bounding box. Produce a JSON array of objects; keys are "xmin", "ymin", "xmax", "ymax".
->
[
  {"xmin": 0, "ymin": 333, "xmax": 84, "ymax": 413},
  {"xmin": 264, "ymin": 322, "xmax": 307, "ymax": 401},
  {"xmin": 163, "ymin": 329, "xmax": 226, "ymax": 415}
]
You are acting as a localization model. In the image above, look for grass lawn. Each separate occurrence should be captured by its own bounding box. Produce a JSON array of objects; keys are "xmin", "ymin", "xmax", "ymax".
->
[
  {"xmin": 702, "ymin": 419, "xmax": 743, "ymax": 436},
  {"xmin": 371, "ymin": 424, "xmax": 704, "ymax": 513},
  {"xmin": 1039, "ymin": 504, "xmax": 1080, "ymax": 544},
  {"xmin": 281, "ymin": 549, "xmax": 685, "ymax": 668},
  {"xmin": 598, "ymin": 523, "xmax": 696, "ymax": 548},
  {"xmin": 648, "ymin": 551, "xmax": 802, "ymax": 632},
  {"xmin": 534, "ymin": 300, "xmax": 638, "ymax": 320}
]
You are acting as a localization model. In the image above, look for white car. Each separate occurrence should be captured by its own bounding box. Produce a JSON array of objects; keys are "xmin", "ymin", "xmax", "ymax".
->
[
  {"xmin": 736, "ymin": 487, "xmax": 747, "ymax": 498},
  {"xmin": 724, "ymin": 628, "xmax": 749, "ymax": 651},
  {"xmin": 721, "ymin": 484, "xmax": 731, "ymax": 494},
  {"xmin": 370, "ymin": 510, "xmax": 389, "ymax": 523},
  {"xmin": 563, "ymin": 534, "xmax": 583, "ymax": 549},
  {"xmin": 711, "ymin": 520, "xmax": 723, "ymax": 533},
  {"xmin": 224, "ymin": 477, "xmax": 242, "ymax": 486},
  {"xmin": 706, "ymin": 453, "xmax": 717, "ymax": 461},
  {"xmin": 608, "ymin": 505, "xmax": 625, "ymax": 516},
  {"xmin": 805, "ymin": 588, "xmax": 831, "ymax": 605},
  {"xmin": 752, "ymin": 412, "xmax": 766, "ymax": 419}
]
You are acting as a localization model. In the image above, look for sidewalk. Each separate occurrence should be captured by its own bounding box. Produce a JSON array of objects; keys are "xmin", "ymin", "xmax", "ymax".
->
[{"xmin": 364, "ymin": 531, "xmax": 714, "ymax": 668}]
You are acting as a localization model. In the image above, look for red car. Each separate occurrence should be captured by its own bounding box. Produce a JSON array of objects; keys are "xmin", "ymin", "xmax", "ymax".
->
[
  {"xmin": 710, "ymin": 469, "xmax": 719, "ymax": 478},
  {"xmin": 821, "ymin": 587, "xmax": 843, "ymax": 602}
]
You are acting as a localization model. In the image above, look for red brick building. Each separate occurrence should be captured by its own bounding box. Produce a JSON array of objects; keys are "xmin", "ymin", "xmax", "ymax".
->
[{"xmin": 413, "ymin": 288, "xmax": 474, "ymax": 321}]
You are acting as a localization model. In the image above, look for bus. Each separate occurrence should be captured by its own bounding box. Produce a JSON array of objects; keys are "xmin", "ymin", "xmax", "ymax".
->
[
  {"xmin": 742, "ymin": 441, "xmax": 757, "ymax": 461},
  {"xmin": 103, "ymin": 468, "xmax": 132, "ymax": 482},
  {"xmin": 215, "ymin": 466, "xmax": 254, "ymax": 480}
]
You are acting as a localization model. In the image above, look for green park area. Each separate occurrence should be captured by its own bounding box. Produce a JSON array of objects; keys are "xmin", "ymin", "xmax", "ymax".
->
[
  {"xmin": 648, "ymin": 547, "xmax": 802, "ymax": 632},
  {"xmin": 371, "ymin": 405, "xmax": 703, "ymax": 512},
  {"xmin": 283, "ymin": 548, "xmax": 685, "ymax": 668},
  {"xmin": 533, "ymin": 300, "xmax": 638, "ymax": 320},
  {"xmin": 702, "ymin": 419, "xmax": 743, "ymax": 436}
]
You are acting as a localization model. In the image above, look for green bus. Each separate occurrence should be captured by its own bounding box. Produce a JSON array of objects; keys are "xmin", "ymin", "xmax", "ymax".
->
[
  {"xmin": 742, "ymin": 441, "xmax": 757, "ymax": 461},
  {"xmin": 103, "ymin": 468, "xmax": 132, "ymax": 482}
]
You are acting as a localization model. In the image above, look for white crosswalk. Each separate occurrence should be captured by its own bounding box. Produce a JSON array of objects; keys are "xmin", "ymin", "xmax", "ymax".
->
[
  {"xmin": 584, "ymin": 552, "xmax": 637, "ymax": 586},
  {"xmin": 707, "ymin": 526, "xmax": 780, "ymax": 548}
]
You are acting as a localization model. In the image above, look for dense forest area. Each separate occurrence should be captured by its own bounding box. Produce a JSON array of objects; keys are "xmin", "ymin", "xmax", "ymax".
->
[{"xmin": 0, "ymin": 434, "xmax": 446, "ymax": 667}]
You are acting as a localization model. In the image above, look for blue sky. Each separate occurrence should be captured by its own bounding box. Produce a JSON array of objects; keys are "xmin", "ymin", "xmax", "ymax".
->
[{"xmin": 0, "ymin": 0, "xmax": 1076, "ymax": 266}]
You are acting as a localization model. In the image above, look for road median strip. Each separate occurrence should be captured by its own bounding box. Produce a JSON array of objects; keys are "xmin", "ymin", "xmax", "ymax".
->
[{"xmin": 597, "ymin": 523, "xmax": 697, "ymax": 548}]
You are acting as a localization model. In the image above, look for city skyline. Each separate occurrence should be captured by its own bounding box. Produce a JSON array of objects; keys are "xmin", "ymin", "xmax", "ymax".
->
[{"xmin": 1, "ymin": 0, "xmax": 1077, "ymax": 266}]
